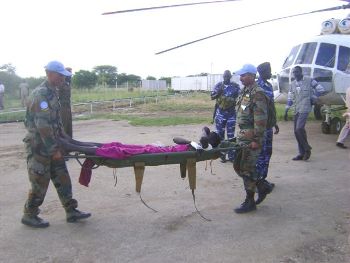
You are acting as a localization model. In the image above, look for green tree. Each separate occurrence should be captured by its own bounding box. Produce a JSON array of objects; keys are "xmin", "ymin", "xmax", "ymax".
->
[
  {"xmin": 146, "ymin": 76, "xmax": 157, "ymax": 80},
  {"xmin": 24, "ymin": 77, "xmax": 46, "ymax": 91},
  {"xmin": 159, "ymin": 76, "xmax": 171, "ymax": 86},
  {"xmin": 117, "ymin": 73, "xmax": 141, "ymax": 86},
  {"xmin": 93, "ymin": 65, "xmax": 117, "ymax": 87},
  {"xmin": 72, "ymin": 70, "xmax": 97, "ymax": 89},
  {"xmin": 0, "ymin": 63, "xmax": 16, "ymax": 75}
]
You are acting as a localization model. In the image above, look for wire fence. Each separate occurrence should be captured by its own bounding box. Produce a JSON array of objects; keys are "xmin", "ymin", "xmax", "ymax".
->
[{"xmin": 0, "ymin": 91, "xmax": 194, "ymax": 121}]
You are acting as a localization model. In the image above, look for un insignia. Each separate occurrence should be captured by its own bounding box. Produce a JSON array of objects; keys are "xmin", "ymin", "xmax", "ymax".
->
[{"xmin": 40, "ymin": 101, "xmax": 49, "ymax": 111}]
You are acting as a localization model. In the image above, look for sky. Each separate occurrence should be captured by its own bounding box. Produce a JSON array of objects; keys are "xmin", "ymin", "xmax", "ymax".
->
[{"xmin": 0, "ymin": 0, "xmax": 349, "ymax": 79}]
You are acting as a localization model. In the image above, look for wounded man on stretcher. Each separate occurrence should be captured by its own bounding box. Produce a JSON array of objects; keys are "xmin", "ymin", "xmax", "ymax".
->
[
  {"xmin": 58, "ymin": 126, "xmax": 223, "ymax": 159},
  {"xmin": 58, "ymin": 126, "xmax": 241, "ymax": 190},
  {"xmin": 58, "ymin": 127, "xmax": 243, "ymax": 220}
]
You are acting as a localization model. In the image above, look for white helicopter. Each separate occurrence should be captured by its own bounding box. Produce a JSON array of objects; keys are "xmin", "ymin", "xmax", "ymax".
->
[
  {"xmin": 103, "ymin": 0, "xmax": 350, "ymax": 134},
  {"xmin": 276, "ymin": 16, "xmax": 350, "ymax": 134}
]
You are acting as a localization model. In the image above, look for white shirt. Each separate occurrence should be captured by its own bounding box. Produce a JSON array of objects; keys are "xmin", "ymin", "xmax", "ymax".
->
[{"xmin": 0, "ymin": 84, "xmax": 4, "ymax": 93}]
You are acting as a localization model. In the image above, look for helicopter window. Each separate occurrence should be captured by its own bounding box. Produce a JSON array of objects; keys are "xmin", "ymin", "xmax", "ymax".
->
[
  {"xmin": 315, "ymin": 43, "xmax": 336, "ymax": 68},
  {"xmin": 282, "ymin": 45, "xmax": 300, "ymax": 69},
  {"xmin": 313, "ymin": 68, "xmax": 332, "ymax": 82},
  {"xmin": 295, "ymin": 42, "xmax": 317, "ymax": 65},
  {"xmin": 337, "ymin": 46, "xmax": 350, "ymax": 73}
]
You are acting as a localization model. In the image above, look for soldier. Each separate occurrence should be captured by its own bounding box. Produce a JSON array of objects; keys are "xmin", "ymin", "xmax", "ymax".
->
[
  {"xmin": 211, "ymin": 70, "xmax": 240, "ymax": 162},
  {"xmin": 59, "ymin": 67, "xmax": 73, "ymax": 138},
  {"xmin": 233, "ymin": 64, "xmax": 268, "ymax": 213},
  {"xmin": 284, "ymin": 66, "xmax": 326, "ymax": 161},
  {"xmin": 21, "ymin": 61, "xmax": 90, "ymax": 228},
  {"xmin": 255, "ymin": 62, "xmax": 279, "ymax": 205}
]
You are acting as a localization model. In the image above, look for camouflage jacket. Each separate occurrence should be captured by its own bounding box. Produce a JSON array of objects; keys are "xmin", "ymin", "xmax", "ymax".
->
[
  {"xmin": 23, "ymin": 81, "xmax": 63, "ymax": 157},
  {"xmin": 236, "ymin": 83, "xmax": 268, "ymax": 145}
]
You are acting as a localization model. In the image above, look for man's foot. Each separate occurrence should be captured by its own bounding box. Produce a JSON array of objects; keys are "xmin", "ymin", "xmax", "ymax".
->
[
  {"xmin": 21, "ymin": 215, "xmax": 50, "ymax": 228},
  {"xmin": 66, "ymin": 208, "xmax": 91, "ymax": 223},
  {"xmin": 303, "ymin": 150, "xmax": 311, "ymax": 161},
  {"xmin": 292, "ymin": 155, "xmax": 304, "ymax": 161},
  {"xmin": 234, "ymin": 198, "xmax": 256, "ymax": 214},
  {"xmin": 255, "ymin": 180, "xmax": 274, "ymax": 205},
  {"xmin": 336, "ymin": 142, "xmax": 347, "ymax": 149}
]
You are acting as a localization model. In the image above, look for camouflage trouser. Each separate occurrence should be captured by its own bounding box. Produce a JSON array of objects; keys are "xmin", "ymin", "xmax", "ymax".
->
[
  {"xmin": 60, "ymin": 106, "xmax": 73, "ymax": 138},
  {"xmin": 215, "ymin": 109, "xmax": 236, "ymax": 160},
  {"xmin": 233, "ymin": 145, "xmax": 261, "ymax": 192},
  {"xmin": 256, "ymin": 128, "xmax": 273, "ymax": 180},
  {"xmin": 24, "ymin": 154, "xmax": 77, "ymax": 216}
]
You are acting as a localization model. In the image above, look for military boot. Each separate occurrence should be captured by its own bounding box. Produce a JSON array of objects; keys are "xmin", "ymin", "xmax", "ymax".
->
[
  {"xmin": 234, "ymin": 191, "xmax": 256, "ymax": 214},
  {"xmin": 21, "ymin": 214, "xmax": 50, "ymax": 228},
  {"xmin": 66, "ymin": 208, "xmax": 91, "ymax": 223},
  {"xmin": 255, "ymin": 180, "xmax": 273, "ymax": 205}
]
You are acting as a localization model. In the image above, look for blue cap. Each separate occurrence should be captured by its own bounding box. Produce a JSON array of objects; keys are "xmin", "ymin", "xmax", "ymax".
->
[
  {"xmin": 45, "ymin": 61, "xmax": 72, "ymax": 77},
  {"xmin": 235, "ymin": 64, "xmax": 257, "ymax": 76}
]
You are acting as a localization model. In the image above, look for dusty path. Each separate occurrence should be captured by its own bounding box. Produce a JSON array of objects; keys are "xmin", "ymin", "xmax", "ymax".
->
[{"xmin": 0, "ymin": 120, "xmax": 349, "ymax": 263}]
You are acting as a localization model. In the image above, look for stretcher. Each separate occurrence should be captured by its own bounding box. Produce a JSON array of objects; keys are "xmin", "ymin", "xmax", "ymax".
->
[{"xmin": 66, "ymin": 142, "xmax": 242, "ymax": 220}]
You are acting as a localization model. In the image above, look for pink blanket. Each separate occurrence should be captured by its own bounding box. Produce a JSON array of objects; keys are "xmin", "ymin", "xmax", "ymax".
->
[
  {"xmin": 79, "ymin": 142, "xmax": 190, "ymax": 186},
  {"xmin": 95, "ymin": 142, "xmax": 189, "ymax": 159}
]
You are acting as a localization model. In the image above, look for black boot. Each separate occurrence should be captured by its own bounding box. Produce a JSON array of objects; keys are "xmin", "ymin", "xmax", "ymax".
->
[
  {"xmin": 256, "ymin": 180, "xmax": 273, "ymax": 205},
  {"xmin": 234, "ymin": 191, "xmax": 256, "ymax": 214},
  {"xmin": 21, "ymin": 214, "xmax": 50, "ymax": 228},
  {"xmin": 66, "ymin": 208, "xmax": 91, "ymax": 223}
]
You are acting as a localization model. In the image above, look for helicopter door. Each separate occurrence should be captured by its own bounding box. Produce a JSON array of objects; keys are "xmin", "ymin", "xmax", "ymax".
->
[{"xmin": 334, "ymin": 45, "xmax": 350, "ymax": 94}]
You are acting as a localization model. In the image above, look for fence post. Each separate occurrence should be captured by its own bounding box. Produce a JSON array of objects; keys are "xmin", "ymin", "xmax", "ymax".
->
[
  {"xmin": 90, "ymin": 103, "xmax": 93, "ymax": 114},
  {"xmin": 113, "ymin": 100, "xmax": 115, "ymax": 111},
  {"xmin": 129, "ymin": 99, "xmax": 132, "ymax": 107}
]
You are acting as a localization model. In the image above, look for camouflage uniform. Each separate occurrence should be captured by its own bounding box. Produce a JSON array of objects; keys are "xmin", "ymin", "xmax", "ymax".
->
[
  {"xmin": 234, "ymin": 83, "xmax": 268, "ymax": 192},
  {"xmin": 211, "ymin": 81, "xmax": 240, "ymax": 160},
  {"xmin": 58, "ymin": 77, "xmax": 72, "ymax": 138},
  {"xmin": 23, "ymin": 80, "xmax": 77, "ymax": 217}
]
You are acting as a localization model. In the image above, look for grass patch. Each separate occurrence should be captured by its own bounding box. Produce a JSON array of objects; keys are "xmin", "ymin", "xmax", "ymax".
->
[
  {"xmin": 71, "ymin": 88, "xmax": 170, "ymax": 103},
  {"xmin": 75, "ymin": 113, "xmax": 211, "ymax": 126},
  {"xmin": 0, "ymin": 111, "xmax": 25, "ymax": 122}
]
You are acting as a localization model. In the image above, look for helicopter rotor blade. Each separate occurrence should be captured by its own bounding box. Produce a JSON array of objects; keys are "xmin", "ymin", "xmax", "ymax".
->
[
  {"xmin": 102, "ymin": 0, "xmax": 240, "ymax": 15},
  {"xmin": 155, "ymin": 3, "xmax": 350, "ymax": 55}
]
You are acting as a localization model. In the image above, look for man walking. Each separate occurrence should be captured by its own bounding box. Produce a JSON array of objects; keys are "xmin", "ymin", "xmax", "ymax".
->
[
  {"xmin": 19, "ymin": 81, "xmax": 29, "ymax": 107},
  {"xmin": 22, "ymin": 61, "xmax": 90, "ymax": 228},
  {"xmin": 233, "ymin": 64, "xmax": 268, "ymax": 213},
  {"xmin": 211, "ymin": 70, "xmax": 240, "ymax": 162},
  {"xmin": 284, "ymin": 66, "xmax": 327, "ymax": 161}
]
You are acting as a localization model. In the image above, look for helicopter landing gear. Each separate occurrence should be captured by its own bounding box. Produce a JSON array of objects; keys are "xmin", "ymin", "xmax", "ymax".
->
[{"xmin": 321, "ymin": 105, "xmax": 346, "ymax": 134}]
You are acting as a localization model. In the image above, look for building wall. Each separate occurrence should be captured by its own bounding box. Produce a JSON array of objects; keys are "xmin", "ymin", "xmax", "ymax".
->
[
  {"xmin": 141, "ymin": 80, "xmax": 167, "ymax": 90},
  {"xmin": 171, "ymin": 74, "xmax": 241, "ymax": 91}
]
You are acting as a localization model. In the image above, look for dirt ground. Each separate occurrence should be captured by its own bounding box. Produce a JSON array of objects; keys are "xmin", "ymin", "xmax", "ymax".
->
[{"xmin": 0, "ymin": 120, "xmax": 349, "ymax": 263}]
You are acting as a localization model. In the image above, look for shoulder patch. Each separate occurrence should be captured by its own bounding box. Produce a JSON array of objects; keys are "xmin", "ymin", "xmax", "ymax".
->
[{"xmin": 40, "ymin": 101, "xmax": 49, "ymax": 111}]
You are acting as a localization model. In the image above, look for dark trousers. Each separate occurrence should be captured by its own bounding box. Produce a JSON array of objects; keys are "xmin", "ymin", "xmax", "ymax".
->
[
  {"xmin": 256, "ymin": 128, "xmax": 273, "ymax": 180},
  {"xmin": 294, "ymin": 112, "xmax": 311, "ymax": 155}
]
